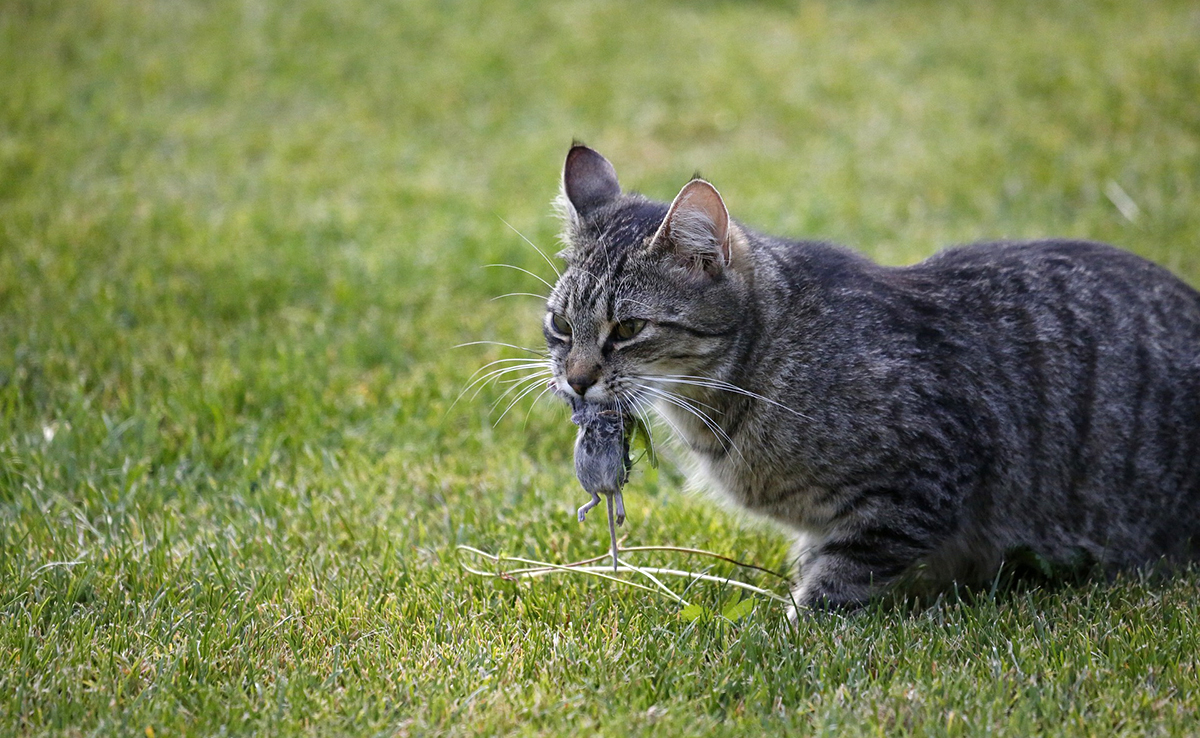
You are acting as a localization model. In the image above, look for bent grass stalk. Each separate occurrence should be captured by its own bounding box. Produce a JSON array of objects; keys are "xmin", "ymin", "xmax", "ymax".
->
[{"xmin": 457, "ymin": 544, "xmax": 791, "ymax": 607}]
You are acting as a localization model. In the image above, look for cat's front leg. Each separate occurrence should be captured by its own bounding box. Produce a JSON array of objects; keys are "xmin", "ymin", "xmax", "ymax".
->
[{"xmin": 787, "ymin": 522, "xmax": 936, "ymax": 619}]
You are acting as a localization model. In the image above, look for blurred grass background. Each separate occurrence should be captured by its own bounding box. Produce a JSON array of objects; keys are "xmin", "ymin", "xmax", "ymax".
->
[{"xmin": 2, "ymin": 0, "xmax": 1199, "ymax": 735}]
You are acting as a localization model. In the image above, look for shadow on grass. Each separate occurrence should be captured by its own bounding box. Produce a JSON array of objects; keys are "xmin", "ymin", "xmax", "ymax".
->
[{"xmin": 838, "ymin": 546, "xmax": 1199, "ymax": 619}]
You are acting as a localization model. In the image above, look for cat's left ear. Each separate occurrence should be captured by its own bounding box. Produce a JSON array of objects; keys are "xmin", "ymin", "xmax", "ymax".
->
[
  {"xmin": 562, "ymin": 145, "xmax": 621, "ymax": 218},
  {"xmin": 650, "ymin": 179, "xmax": 732, "ymax": 276}
]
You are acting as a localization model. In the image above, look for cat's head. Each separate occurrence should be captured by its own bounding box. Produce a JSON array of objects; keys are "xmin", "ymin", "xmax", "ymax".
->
[{"xmin": 545, "ymin": 145, "xmax": 752, "ymax": 408}]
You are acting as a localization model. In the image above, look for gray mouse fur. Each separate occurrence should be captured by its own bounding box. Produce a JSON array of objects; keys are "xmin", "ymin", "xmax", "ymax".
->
[{"xmin": 571, "ymin": 400, "xmax": 630, "ymax": 525}]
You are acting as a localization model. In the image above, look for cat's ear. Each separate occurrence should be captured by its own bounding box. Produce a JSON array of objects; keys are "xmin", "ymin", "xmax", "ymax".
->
[
  {"xmin": 650, "ymin": 179, "xmax": 732, "ymax": 276},
  {"xmin": 562, "ymin": 144, "xmax": 621, "ymax": 217}
]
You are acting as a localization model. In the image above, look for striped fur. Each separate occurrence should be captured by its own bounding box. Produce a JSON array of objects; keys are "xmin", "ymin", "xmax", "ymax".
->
[{"xmin": 546, "ymin": 145, "xmax": 1200, "ymax": 615}]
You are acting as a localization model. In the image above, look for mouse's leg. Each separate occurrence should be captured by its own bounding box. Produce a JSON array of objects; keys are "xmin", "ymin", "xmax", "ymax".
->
[
  {"xmin": 577, "ymin": 491, "xmax": 601, "ymax": 522},
  {"xmin": 613, "ymin": 489, "xmax": 625, "ymax": 526}
]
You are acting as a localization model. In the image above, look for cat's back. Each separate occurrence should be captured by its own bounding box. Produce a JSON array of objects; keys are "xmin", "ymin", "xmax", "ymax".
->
[
  {"xmin": 893, "ymin": 239, "xmax": 1200, "ymax": 566},
  {"xmin": 915, "ymin": 238, "xmax": 1194, "ymax": 294},
  {"xmin": 899, "ymin": 239, "xmax": 1200, "ymax": 353}
]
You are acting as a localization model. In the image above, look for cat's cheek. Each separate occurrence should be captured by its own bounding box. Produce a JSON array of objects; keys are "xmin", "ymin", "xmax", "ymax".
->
[{"xmin": 641, "ymin": 357, "xmax": 697, "ymax": 378}]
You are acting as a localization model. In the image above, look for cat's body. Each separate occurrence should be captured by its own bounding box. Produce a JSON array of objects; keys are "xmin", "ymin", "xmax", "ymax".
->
[{"xmin": 545, "ymin": 145, "xmax": 1200, "ymax": 613}]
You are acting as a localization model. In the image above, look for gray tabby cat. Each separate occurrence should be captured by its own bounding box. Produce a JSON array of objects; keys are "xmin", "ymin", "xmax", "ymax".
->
[{"xmin": 544, "ymin": 144, "xmax": 1200, "ymax": 615}]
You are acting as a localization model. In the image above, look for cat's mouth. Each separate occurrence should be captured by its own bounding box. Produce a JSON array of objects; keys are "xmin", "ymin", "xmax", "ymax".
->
[
  {"xmin": 553, "ymin": 374, "xmax": 613, "ymax": 403},
  {"xmin": 553, "ymin": 375, "xmax": 661, "ymax": 431}
]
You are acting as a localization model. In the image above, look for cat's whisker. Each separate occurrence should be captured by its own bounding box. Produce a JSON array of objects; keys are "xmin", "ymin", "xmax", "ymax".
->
[
  {"xmin": 494, "ymin": 373, "xmax": 557, "ymax": 427},
  {"xmin": 631, "ymin": 401, "xmax": 657, "ymax": 443},
  {"xmin": 494, "ymin": 368, "xmax": 555, "ymax": 393},
  {"xmin": 635, "ymin": 377, "xmax": 722, "ymax": 414},
  {"xmin": 483, "ymin": 262, "xmax": 555, "ymax": 291},
  {"xmin": 464, "ymin": 356, "xmax": 547, "ymax": 382},
  {"xmin": 637, "ymin": 384, "xmax": 744, "ymax": 462},
  {"xmin": 639, "ymin": 383, "xmax": 738, "ymax": 459},
  {"xmin": 457, "ymin": 364, "xmax": 550, "ymax": 411},
  {"xmin": 489, "ymin": 369, "xmax": 555, "ymax": 411},
  {"xmin": 497, "ymin": 215, "xmax": 562, "ymax": 280},
  {"xmin": 490, "ymin": 292, "xmax": 549, "ymax": 302},
  {"xmin": 615, "ymin": 394, "xmax": 659, "ymax": 463},
  {"xmin": 457, "ymin": 373, "xmax": 544, "ymax": 417},
  {"xmin": 613, "ymin": 387, "xmax": 654, "ymax": 437},
  {"xmin": 623, "ymin": 386, "xmax": 688, "ymax": 452},
  {"xmin": 484, "ymin": 362, "xmax": 549, "ymax": 388},
  {"xmin": 497, "ymin": 371, "xmax": 547, "ymax": 386},
  {"xmin": 634, "ymin": 407, "xmax": 659, "ymax": 460},
  {"xmin": 521, "ymin": 381, "xmax": 558, "ymax": 430},
  {"xmin": 453, "ymin": 340, "xmax": 547, "ymax": 357},
  {"xmin": 613, "ymin": 393, "xmax": 634, "ymax": 428},
  {"xmin": 642, "ymin": 397, "xmax": 688, "ymax": 449},
  {"xmin": 449, "ymin": 360, "xmax": 551, "ymax": 412},
  {"xmin": 463, "ymin": 362, "xmax": 551, "ymax": 400},
  {"xmin": 634, "ymin": 381, "xmax": 733, "ymax": 463},
  {"xmin": 472, "ymin": 362, "xmax": 550, "ymax": 382},
  {"xmin": 654, "ymin": 374, "xmax": 815, "ymax": 421}
]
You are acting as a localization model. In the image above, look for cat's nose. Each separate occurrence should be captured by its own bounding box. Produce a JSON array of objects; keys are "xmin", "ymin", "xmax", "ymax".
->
[
  {"xmin": 565, "ymin": 357, "xmax": 601, "ymax": 397},
  {"xmin": 568, "ymin": 375, "xmax": 597, "ymax": 398}
]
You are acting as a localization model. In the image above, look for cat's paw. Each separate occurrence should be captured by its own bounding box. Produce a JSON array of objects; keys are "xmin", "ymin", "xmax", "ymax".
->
[
  {"xmin": 786, "ymin": 590, "xmax": 868, "ymax": 623},
  {"xmin": 786, "ymin": 559, "xmax": 874, "ymax": 621}
]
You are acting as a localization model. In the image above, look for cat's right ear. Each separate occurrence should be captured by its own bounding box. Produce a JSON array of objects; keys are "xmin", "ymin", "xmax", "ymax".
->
[
  {"xmin": 562, "ymin": 145, "xmax": 621, "ymax": 218},
  {"xmin": 650, "ymin": 179, "xmax": 733, "ymax": 277}
]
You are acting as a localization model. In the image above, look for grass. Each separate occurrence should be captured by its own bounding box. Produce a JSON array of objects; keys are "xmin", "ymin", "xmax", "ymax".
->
[{"xmin": 2, "ymin": 0, "xmax": 1199, "ymax": 734}]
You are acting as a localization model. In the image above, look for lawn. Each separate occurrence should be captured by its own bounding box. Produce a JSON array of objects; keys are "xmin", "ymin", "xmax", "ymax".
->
[{"xmin": 2, "ymin": 0, "xmax": 1200, "ymax": 735}]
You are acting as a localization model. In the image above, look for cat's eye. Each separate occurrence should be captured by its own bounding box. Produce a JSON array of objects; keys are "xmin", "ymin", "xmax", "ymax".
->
[
  {"xmin": 612, "ymin": 319, "xmax": 646, "ymax": 342},
  {"xmin": 551, "ymin": 313, "xmax": 572, "ymax": 335}
]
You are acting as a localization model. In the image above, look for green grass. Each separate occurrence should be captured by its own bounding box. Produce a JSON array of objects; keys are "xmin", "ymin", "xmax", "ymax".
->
[{"xmin": 3, "ymin": 0, "xmax": 1200, "ymax": 734}]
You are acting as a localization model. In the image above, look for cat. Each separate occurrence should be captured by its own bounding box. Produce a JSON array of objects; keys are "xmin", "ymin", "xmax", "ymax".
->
[{"xmin": 543, "ymin": 144, "xmax": 1200, "ymax": 616}]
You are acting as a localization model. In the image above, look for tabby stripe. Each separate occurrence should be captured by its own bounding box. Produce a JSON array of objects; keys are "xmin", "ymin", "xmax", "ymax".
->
[
  {"xmin": 1181, "ymin": 383, "xmax": 1200, "ymax": 503},
  {"xmin": 824, "ymin": 484, "xmax": 907, "ymax": 520},
  {"xmin": 1048, "ymin": 271, "xmax": 1096, "ymax": 510},
  {"xmin": 604, "ymin": 249, "xmax": 632, "ymax": 321},
  {"xmin": 716, "ymin": 393, "xmax": 753, "ymax": 442},
  {"xmin": 658, "ymin": 320, "xmax": 738, "ymax": 338},
  {"xmin": 1154, "ymin": 378, "xmax": 1179, "ymax": 493},
  {"xmin": 1013, "ymin": 278, "xmax": 1049, "ymax": 504},
  {"xmin": 1105, "ymin": 277, "xmax": 1155, "ymax": 501},
  {"xmin": 820, "ymin": 529, "xmax": 924, "ymax": 577},
  {"xmin": 576, "ymin": 251, "xmax": 609, "ymax": 313},
  {"xmin": 1122, "ymin": 342, "xmax": 1151, "ymax": 494},
  {"xmin": 1138, "ymin": 284, "xmax": 1186, "ymax": 495},
  {"xmin": 1069, "ymin": 320, "xmax": 1099, "ymax": 500}
]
